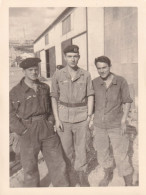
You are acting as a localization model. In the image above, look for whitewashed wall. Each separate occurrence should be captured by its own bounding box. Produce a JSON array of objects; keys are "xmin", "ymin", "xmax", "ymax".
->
[
  {"xmin": 87, "ymin": 7, "xmax": 104, "ymax": 79},
  {"xmin": 34, "ymin": 8, "xmax": 86, "ymax": 51},
  {"xmin": 34, "ymin": 7, "xmax": 105, "ymax": 79},
  {"xmin": 34, "ymin": 36, "xmax": 45, "ymax": 53}
]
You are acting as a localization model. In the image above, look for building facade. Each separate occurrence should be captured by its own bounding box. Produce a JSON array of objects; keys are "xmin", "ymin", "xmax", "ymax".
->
[{"xmin": 34, "ymin": 7, "xmax": 138, "ymax": 97}]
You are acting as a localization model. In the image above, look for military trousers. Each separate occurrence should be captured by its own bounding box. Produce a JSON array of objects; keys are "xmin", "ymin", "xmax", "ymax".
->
[
  {"xmin": 93, "ymin": 126, "xmax": 133, "ymax": 177},
  {"xmin": 57, "ymin": 120, "xmax": 88, "ymax": 172},
  {"xmin": 19, "ymin": 128, "xmax": 69, "ymax": 187}
]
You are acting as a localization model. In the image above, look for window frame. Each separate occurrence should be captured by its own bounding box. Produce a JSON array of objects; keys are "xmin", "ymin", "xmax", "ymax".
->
[{"xmin": 45, "ymin": 33, "xmax": 49, "ymax": 45}]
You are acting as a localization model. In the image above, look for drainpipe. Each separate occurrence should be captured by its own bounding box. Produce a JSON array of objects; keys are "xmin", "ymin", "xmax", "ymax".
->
[{"xmin": 86, "ymin": 7, "xmax": 89, "ymax": 71}]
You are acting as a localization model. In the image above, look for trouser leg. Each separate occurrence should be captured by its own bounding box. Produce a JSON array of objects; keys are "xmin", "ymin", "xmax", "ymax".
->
[
  {"xmin": 57, "ymin": 122, "xmax": 74, "ymax": 169},
  {"xmin": 20, "ymin": 132, "xmax": 40, "ymax": 187},
  {"xmin": 71, "ymin": 121, "xmax": 90, "ymax": 186},
  {"xmin": 41, "ymin": 133, "xmax": 69, "ymax": 187},
  {"xmin": 108, "ymin": 127, "xmax": 133, "ymax": 177},
  {"xmin": 72, "ymin": 121, "xmax": 88, "ymax": 172},
  {"xmin": 57, "ymin": 122, "xmax": 76, "ymax": 186},
  {"xmin": 93, "ymin": 126, "xmax": 114, "ymax": 169}
]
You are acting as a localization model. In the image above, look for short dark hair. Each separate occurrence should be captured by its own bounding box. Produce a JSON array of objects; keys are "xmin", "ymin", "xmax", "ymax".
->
[{"xmin": 94, "ymin": 56, "xmax": 111, "ymax": 67}]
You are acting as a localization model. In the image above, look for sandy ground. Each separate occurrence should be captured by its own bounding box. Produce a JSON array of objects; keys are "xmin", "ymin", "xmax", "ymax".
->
[{"xmin": 9, "ymin": 67, "xmax": 138, "ymax": 187}]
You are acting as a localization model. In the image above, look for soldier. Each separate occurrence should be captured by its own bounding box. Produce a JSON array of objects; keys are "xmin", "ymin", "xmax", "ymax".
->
[
  {"xmin": 51, "ymin": 45, "xmax": 94, "ymax": 186},
  {"xmin": 10, "ymin": 57, "xmax": 69, "ymax": 187},
  {"xmin": 93, "ymin": 56, "xmax": 133, "ymax": 186}
]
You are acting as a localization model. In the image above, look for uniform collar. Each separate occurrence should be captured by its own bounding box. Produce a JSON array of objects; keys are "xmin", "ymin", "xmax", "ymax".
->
[
  {"xmin": 20, "ymin": 77, "xmax": 42, "ymax": 92},
  {"xmin": 112, "ymin": 74, "xmax": 117, "ymax": 84},
  {"xmin": 99, "ymin": 73, "xmax": 117, "ymax": 85},
  {"xmin": 62, "ymin": 66, "xmax": 84, "ymax": 81}
]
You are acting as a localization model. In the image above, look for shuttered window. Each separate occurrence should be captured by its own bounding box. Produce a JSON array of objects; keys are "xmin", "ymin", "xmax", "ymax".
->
[{"xmin": 62, "ymin": 15, "xmax": 71, "ymax": 35}]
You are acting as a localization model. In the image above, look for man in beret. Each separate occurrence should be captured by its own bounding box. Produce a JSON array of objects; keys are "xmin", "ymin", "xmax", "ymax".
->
[
  {"xmin": 10, "ymin": 57, "xmax": 69, "ymax": 187},
  {"xmin": 93, "ymin": 56, "xmax": 133, "ymax": 186},
  {"xmin": 51, "ymin": 45, "xmax": 94, "ymax": 186}
]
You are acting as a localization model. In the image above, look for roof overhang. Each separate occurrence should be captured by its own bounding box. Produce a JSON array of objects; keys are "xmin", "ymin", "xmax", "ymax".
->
[{"xmin": 33, "ymin": 7, "xmax": 75, "ymax": 44}]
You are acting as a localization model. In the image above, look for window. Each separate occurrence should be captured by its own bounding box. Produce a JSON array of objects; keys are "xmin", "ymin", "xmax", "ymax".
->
[
  {"xmin": 62, "ymin": 15, "xmax": 71, "ymax": 35},
  {"xmin": 45, "ymin": 34, "xmax": 49, "ymax": 45}
]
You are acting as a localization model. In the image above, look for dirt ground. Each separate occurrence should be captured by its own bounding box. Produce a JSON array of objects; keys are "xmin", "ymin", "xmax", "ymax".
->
[{"xmin": 9, "ymin": 67, "xmax": 138, "ymax": 187}]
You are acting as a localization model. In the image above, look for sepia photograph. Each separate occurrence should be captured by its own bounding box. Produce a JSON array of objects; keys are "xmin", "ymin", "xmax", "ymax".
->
[
  {"xmin": 2, "ymin": 0, "xmax": 146, "ymax": 194},
  {"xmin": 9, "ymin": 6, "xmax": 138, "ymax": 188}
]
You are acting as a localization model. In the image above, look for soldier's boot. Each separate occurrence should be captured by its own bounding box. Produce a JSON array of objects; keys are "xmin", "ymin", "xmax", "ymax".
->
[
  {"xmin": 78, "ymin": 171, "xmax": 90, "ymax": 187},
  {"xmin": 123, "ymin": 174, "xmax": 133, "ymax": 186},
  {"xmin": 67, "ymin": 169, "xmax": 79, "ymax": 187},
  {"xmin": 99, "ymin": 168, "xmax": 113, "ymax": 186},
  {"xmin": 67, "ymin": 165, "xmax": 79, "ymax": 187}
]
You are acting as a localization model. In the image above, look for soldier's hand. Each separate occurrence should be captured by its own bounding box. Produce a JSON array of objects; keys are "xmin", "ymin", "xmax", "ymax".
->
[
  {"xmin": 87, "ymin": 116, "xmax": 91, "ymax": 123},
  {"xmin": 55, "ymin": 119, "xmax": 64, "ymax": 132},
  {"xmin": 86, "ymin": 115, "xmax": 92, "ymax": 125}
]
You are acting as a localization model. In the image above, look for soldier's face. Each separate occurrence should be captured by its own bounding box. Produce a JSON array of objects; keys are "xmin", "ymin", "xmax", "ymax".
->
[
  {"xmin": 23, "ymin": 66, "xmax": 39, "ymax": 81},
  {"xmin": 96, "ymin": 62, "xmax": 111, "ymax": 79},
  {"xmin": 64, "ymin": 53, "xmax": 80, "ymax": 68}
]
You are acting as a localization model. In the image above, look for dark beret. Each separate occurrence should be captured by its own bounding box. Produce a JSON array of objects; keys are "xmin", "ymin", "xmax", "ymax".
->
[
  {"xmin": 63, "ymin": 45, "xmax": 79, "ymax": 54},
  {"xmin": 20, "ymin": 57, "xmax": 41, "ymax": 69}
]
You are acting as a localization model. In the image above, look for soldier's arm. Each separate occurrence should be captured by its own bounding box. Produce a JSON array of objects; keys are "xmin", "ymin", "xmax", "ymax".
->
[
  {"xmin": 121, "ymin": 78, "xmax": 133, "ymax": 135},
  {"xmin": 10, "ymin": 90, "xmax": 27, "ymax": 135},
  {"xmin": 86, "ymin": 73, "xmax": 95, "ymax": 122},
  {"xmin": 51, "ymin": 97, "xmax": 63, "ymax": 131},
  {"xmin": 45, "ymin": 83, "xmax": 55, "ymax": 125},
  {"xmin": 48, "ymin": 111, "xmax": 55, "ymax": 124},
  {"xmin": 121, "ymin": 103, "xmax": 131, "ymax": 135},
  {"xmin": 87, "ymin": 95, "xmax": 94, "ymax": 122},
  {"xmin": 51, "ymin": 72, "xmax": 63, "ymax": 131},
  {"xmin": 51, "ymin": 97, "xmax": 59, "ymax": 121},
  {"xmin": 122, "ymin": 103, "xmax": 131, "ymax": 122}
]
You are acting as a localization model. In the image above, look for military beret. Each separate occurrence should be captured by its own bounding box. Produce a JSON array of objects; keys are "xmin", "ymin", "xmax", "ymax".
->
[
  {"xmin": 63, "ymin": 45, "xmax": 79, "ymax": 54},
  {"xmin": 20, "ymin": 57, "xmax": 41, "ymax": 69}
]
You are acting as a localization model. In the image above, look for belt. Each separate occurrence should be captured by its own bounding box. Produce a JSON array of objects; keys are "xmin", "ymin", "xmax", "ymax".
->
[
  {"xmin": 22, "ymin": 114, "xmax": 48, "ymax": 123},
  {"xmin": 59, "ymin": 100, "xmax": 87, "ymax": 108}
]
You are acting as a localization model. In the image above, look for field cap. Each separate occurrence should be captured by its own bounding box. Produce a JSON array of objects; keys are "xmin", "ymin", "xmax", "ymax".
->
[
  {"xmin": 20, "ymin": 57, "xmax": 41, "ymax": 69},
  {"xmin": 63, "ymin": 45, "xmax": 79, "ymax": 54}
]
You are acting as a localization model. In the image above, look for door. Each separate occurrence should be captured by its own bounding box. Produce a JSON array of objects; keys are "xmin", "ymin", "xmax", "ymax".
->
[
  {"xmin": 40, "ymin": 50, "xmax": 46, "ymax": 78},
  {"xmin": 46, "ymin": 49, "xmax": 49, "ymax": 77}
]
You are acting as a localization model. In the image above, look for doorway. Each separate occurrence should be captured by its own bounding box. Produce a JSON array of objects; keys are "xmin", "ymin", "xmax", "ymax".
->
[{"xmin": 46, "ymin": 46, "xmax": 56, "ymax": 78}]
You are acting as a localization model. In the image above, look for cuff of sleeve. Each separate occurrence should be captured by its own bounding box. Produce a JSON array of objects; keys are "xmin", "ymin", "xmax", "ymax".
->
[
  {"xmin": 50, "ymin": 92, "xmax": 59, "ymax": 99},
  {"xmin": 87, "ymin": 92, "xmax": 95, "ymax": 97}
]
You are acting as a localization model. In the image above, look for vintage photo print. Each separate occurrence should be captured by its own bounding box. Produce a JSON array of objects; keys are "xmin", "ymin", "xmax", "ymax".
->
[{"xmin": 1, "ymin": 0, "xmax": 146, "ymax": 195}]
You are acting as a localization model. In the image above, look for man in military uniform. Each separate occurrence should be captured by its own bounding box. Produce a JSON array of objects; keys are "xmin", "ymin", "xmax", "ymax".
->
[
  {"xmin": 93, "ymin": 56, "xmax": 133, "ymax": 186},
  {"xmin": 51, "ymin": 45, "xmax": 94, "ymax": 186},
  {"xmin": 10, "ymin": 57, "xmax": 69, "ymax": 187}
]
